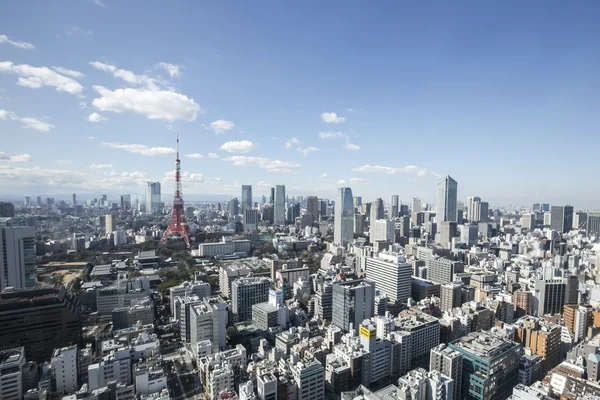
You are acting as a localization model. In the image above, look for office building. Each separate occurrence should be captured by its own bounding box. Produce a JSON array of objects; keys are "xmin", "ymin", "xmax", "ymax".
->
[
  {"xmin": 112, "ymin": 298, "xmax": 154, "ymax": 330},
  {"xmin": 371, "ymin": 219, "xmax": 395, "ymax": 244},
  {"xmin": 365, "ymin": 252, "xmax": 412, "ymax": 304},
  {"xmin": 390, "ymin": 195, "xmax": 399, "ymax": 218},
  {"xmin": 189, "ymin": 297, "xmax": 227, "ymax": 355},
  {"xmin": 449, "ymin": 330, "xmax": 521, "ymax": 400},
  {"xmin": 541, "ymin": 203, "xmax": 550, "ymax": 212},
  {"xmin": 459, "ymin": 224, "xmax": 478, "ymax": 246},
  {"xmin": 231, "ymin": 276, "xmax": 271, "ymax": 322},
  {"xmin": 274, "ymin": 185, "xmax": 286, "ymax": 225},
  {"xmin": 307, "ymin": 195, "xmax": 319, "ymax": 220},
  {"xmin": 520, "ymin": 213, "xmax": 535, "ymax": 230},
  {"xmin": 291, "ymin": 356, "xmax": 325, "ymax": 400},
  {"xmin": 370, "ymin": 198, "xmax": 384, "ymax": 222},
  {"xmin": 0, "ymin": 226, "xmax": 36, "ymax": 291},
  {"xmin": 0, "ymin": 347, "xmax": 25, "ymax": 400},
  {"xmin": 563, "ymin": 305, "xmax": 592, "ymax": 342},
  {"xmin": 332, "ymin": 279, "xmax": 375, "ymax": 332},
  {"xmin": 24, "ymin": 197, "xmax": 31, "ymax": 207},
  {"xmin": 51, "ymin": 345, "xmax": 78, "ymax": 394},
  {"xmin": 88, "ymin": 349, "xmax": 131, "ymax": 390},
  {"xmin": 257, "ymin": 372, "xmax": 278, "ymax": 400},
  {"xmin": 241, "ymin": 185, "xmax": 252, "ymax": 212},
  {"xmin": 70, "ymin": 193, "xmax": 76, "ymax": 205},
  {"xmin": 436, "ymin": 176, "xmax": 458, "ymax": 222},
  {"xmin": 120, "ymin": 194, "xmax": 131, "ymax": 210},
  {"xmin": 0, "ymin": 286, "xmax": 81, "ymax": 362},
  {"xmin": 135, "ymin": 361, "xmax": 167, "ymax": 396},
  {"xmin": 411, "ymin": 197, "xmax": 422, "ymax": 214},
  {"xmin": 0, "ymin": 202, "xmax": 15, "ymax": 218},
  {"xmin": 466, "ymin": 196, "xmax": 481, "ymax": 222},
  {"xmin": 550, "ymin": 205, "xmax": 574, "ymax": 233},
  {"xmin": 354, "ymin": 214, "xmax": 366, "ymax": 236},
  {"xmin": 532, "ymin": 277, "xmax": 566, "ymax": 317},
  {"xmin": 514, "ymin": 318, "xmax": 562, "ymax": 373},
  {"xmin": 243, "ymin": 209, "xmax": 260, "ymax": 233},
  {"xmin": 105, "ymin": 213, "xmax": 116, "ymax": 234},
  {"xmin": 514, "ymin": 290, "xmax": 533, "ymax": 318},
  {"xmin": 287, "ymin": 202, "xmax": 300, "ymax": 224},
  {"xmin": 396, "ymin": 310, "xmax": 441, "ymax": 367},
  {"xmin": 145, "ymin": 182, "xmax": 161, "ymax": 214},
  {"xmin": 427, "ymin": 256, "xmax": 464, "ymax": 285},
  {"xmin": 440, "ymin": 282, "xmax": 463, "ymax": 311},
  {"xmin": 430, "ymin": 344, "xmax": 463, "ymax": 400},
  {"xmin": 438, "ymin": 221, "xmax": 457, "ymax": 249},
  {"xmin": 197, "ymin": 236, "xmax": 252, "ymax": 257},
  {"xmin": 334, "ymin": 187, "xmax": 354, "ymax": 246},
  {"xmin": 587, "ymin": 211, "xmax": 600, "ymax": 237}
]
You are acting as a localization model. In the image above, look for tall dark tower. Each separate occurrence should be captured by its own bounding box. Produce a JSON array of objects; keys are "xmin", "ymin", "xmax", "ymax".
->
[{"xmin": 161, "ymin": 135, "xmax": 191, "ymax": 246}]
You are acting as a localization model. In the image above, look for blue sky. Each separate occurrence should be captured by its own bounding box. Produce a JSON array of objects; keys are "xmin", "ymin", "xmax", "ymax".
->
[{"xmin": 1, "ymin": 1, "xmax": 600, "ymax": 208}]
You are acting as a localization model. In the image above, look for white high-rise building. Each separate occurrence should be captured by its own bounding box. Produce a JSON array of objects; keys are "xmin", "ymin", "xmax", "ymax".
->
[
  {"xmin": 390, "ymin": 195, "xmax": 399, "ymax": 218},
  {"xmin": 241, "ymin": 185, "xmax": 253, "ymax": 212},
  {"xmin": 365, "ymin": 252, "xmax": 412, "ymax": 304},
  {"xmin": 274, "ymin": 185, "xmax": 286, "ymax": 225},
  {"xmin": 436, "ymin": 176, "xmax": 458, "ymax": 222},
  {"xmin": 145, "ymin": 182, "xmax": 161, "ymax": 214},
  {"xmin": 334, "ymin": 187, "xmax": 354, "ymax": 246},
  {"xmin": 105, "ymin": 213, "xmax": 116, "ymax": 234},
  {"xmin": 411, "ymin": 197, "xmax": 422, "ymax": 214},
  {"xmin": 430, "ymin": 343, "xmax": 463, "ymax": 400},
  {"xmin": 291, "ymin": 356, "xmax": 324, "ymax": 400},
  {"xmin": 0, "ymin": 226, "xmax": 36, "ymax": 291},
  {"xmin": 189, "ymin": 297, "xmax": 228, "ymax": 355},
  {"xmin": 88, "ymin": 349, "xmax": 131, "ymax": 390},
  {"xmin": 466, "ymin": 196, "xmax": 481, "ymax": 222},
  {"xmin": 51, "ymin": 345, "xmax": 78, "ymax": 394},
  {"xmin": 371, "ymin": 219, "xmax": 395, "ymax": 243}
]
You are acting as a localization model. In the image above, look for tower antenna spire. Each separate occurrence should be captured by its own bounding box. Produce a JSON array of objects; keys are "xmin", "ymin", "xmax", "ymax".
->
[{"xmin": 176, "ymin": 132, "xmax": 179, "ymax": 159}]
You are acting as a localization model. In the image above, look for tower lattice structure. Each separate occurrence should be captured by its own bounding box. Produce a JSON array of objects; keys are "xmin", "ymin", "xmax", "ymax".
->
[{"xmin": 161, "ymin": 135, "xmax": 191, "ymax": 246}]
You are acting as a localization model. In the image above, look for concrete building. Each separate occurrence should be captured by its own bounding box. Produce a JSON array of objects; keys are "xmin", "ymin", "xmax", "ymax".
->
[
  {"xmin": 96, "ymin": 278, "xmax": 149, "ymax": 317},
  {"xmin": 370, "ymin": 198, "xmax": 385, "ymax": 222},
  {"xmin": 51, "ymin": 345, "xmax": 78, "ymax": 394},
  {"xmin": 243, "ymin": 209, "xmax": 260, "ymax": 233},
  {"xmin": 0, "ymin": 226, "xmax": 36, "ymax": 290},
  {"xmin": 390, "ymin": 195, "xmax": 399, "ymax": 218},
  {"xmin": 438, "ymin": 221, "xmax": 457, "ymax": 249},
  {"xmin": 332, "ymin": 279, "xmax": 375, "ymax": 332},
  {"xmin": 135, "ymin": 361, "xmax": 167, "ymax": 396},
  {"xmin": 371, "ymin": 219, "xmax": 395, "ymax": 244},
  {"xmin": 105, "ymin": 213, "xmax": 116, "ymax": 234},
  {"xmin": 550, "ymin": 205, "xmax": 574, "ymax": 233},
  {"xmin": 257, "ymin": 372, "xmax": 278, "ymax": 400},
  {"xmin": 197, "ymin": 236, "xmax": 252, "ymax": 258},
  {"xmin": 241, "ymin": 185, "xmax": 253, "ymax": 212},
  {"xmin": 334, "ymin": 187, "xmax": 354, "ymax": 246},
  {"xmin": 231, "ymin": 276, "xmax": 272, "ymax": 322},
  {"xmin": 218, "ymin": 264, "xmax": 251, "ymax": 299},
  {"xmin": 354, "ymin": 214, "xmax": 366, "ymax": 236},
  {"xmin": 145, "ymin": 182, "xmax": 161, "ymax": 214},
  {"xmin": 291, "ymin": 356, "xmax": 325, "ymax": 400},
  {"xmin": 430, "ymin": 343, "xmax": 463, "ymax": 400},
  {"xmin": 112, "ymin": 298, "xmax": 154, "ymax": 330},
  {"xmin": 365, "ymin": 252, "xmax": 411, "ymax": 304},
  {"xmin": 307, "ymin": 196, "xmax": 320, "ymax": 221},
  {"xmin": 436, "ymin": 176, "xmax": 458, "ymax": 222},
  {"xmin": 252, "ymin": 302, "xmax": 279, "ymax": 330},
  {"xmin": 532, "ymin": 277, "xmax": 566, "ymax": 317},
  {"xmin": 587, "ymin": 211, "xmax": 600, "ymax": 237},
  {"xmin": 274, "ymin": 185, "xmax": 286, "ymax": 225},
  {"xmin": 189, "ymin": 297, "xmax": 228, "ymax": 355},
  {"xmin": 169, "ymin": 281, "xmax": 211, "ymax": 316},
  {"xmin": 88, "ymin": 349, "xmax": 132, "ymax": 390},
  {"xmin": 0, "ymin": 347, "xmax": 25, "ymax": 400},
  {"xmin": 513, "ymin": 318, "xmax": 562, "ymax": 373},
  {"xmin": 514, "ymin": 291, "xmax": 533, "ymax": 318},
  {"xmin": 459, "ymin": 224, "xmax": 478, "ymax": 246},
  {"xmin": 396, "ymin": 310, "xmax": 441, "ymax": 368},
  {"xmin": 520, "ymin": 213, "xmax": 535, "ymax": 230},
  {"xmin": 440, "ymin": 282, "xmax": 463, "ymax": 311},
  {"xmin": 427, "ymin": 256, "xmax": 464, "ymax": 285},
  {"xmin": 411, "ymin": 197, "xmax": 422, "ymax": 215},
  {"xmin": 563, "ymin": 304, "xmax": 592, "ymax": 342}
]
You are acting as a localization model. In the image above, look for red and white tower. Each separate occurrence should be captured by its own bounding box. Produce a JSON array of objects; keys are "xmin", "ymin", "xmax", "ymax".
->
[{"xmin": 161, "ymin": 135, "xmax": 192, "ymax": 246}]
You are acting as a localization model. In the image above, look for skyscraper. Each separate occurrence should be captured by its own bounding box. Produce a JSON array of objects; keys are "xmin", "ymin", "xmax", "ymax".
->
[
  {"xmin": 72, "ymin": 193, "xmax": 77, "ymax": 205},
  {"xmin": 331, "ymin": 279, "xmax": 375, "ymax": 332},
  {"xmin": 390, "ymin": 195, "xmax": 399, "ymax": 218},
  {"xmin": 270, "ymin": 187, "xmax": 275, "ymax": 205},
  {"xmin": 274, "ymin": 185, "xmax": 286, "ymax": 225},
  {"xmin": 587, "ymin": 212, "xmax": 600, "ymax": 237},
  {"xmin": 306, "ymin": 196, "xmax": 319, "ymax": 220},
  {"xmin": 436, "ymin": 176, "xmax": 458, "ymax": 222},
  {"xmin": 241, "ymin": 185, "xmax": 253, "ymax": 212},
  {"xmin": 0, "ymin": 226, "xmax": 36, "ymax": 291},
  {"xmin": 0, "ymin": 202, "xmax": 15, "ymax": 218},
  {"xmin": 334, "ymin": 187, "xmax": 354, "ymax": 246},
  {"xmin": 370, "ymin": 198, "xmax": 384, "ymax": 222},
  {"xmin": 105, "ymin": 213, "xmax": 116, "ymax": 235},
  {"xmin": 411, "ymin": 197, "xmax": 422, "ymax": 214},
  {"xmin": 550, "ymin": 205, "xmax": 574, "ymax": 233},
  {"xmin": 145, "ymin": 182, "xmax": 161, "ymax": 214},
  {"xmin": 120, "ymin": 194, "xmax": 131, "ymax": 210},
  {"xmin": 23, "ymin": 197, "xmax": 31, "ymax": 207},
  {"xmin": 466, "ymin": 196, "xmax": 481, "ymax": 222}
]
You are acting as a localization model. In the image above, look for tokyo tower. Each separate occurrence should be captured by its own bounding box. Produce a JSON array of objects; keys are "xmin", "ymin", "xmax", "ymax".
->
[{"xmin": 161, "ymin": 135, "xmax": 192, "ymax": 246}]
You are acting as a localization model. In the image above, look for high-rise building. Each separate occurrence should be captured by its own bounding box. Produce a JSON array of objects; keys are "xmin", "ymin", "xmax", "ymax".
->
[
  {"xmin": 563, "ymin": 304, "xmax": 592, "ymax": 343},
  {"xmin": 514, "ymin": 318, "xmax": 562, "ymax": 373},
  {"xmin": 466, "ymin": 196, "xmax": 481, "ymax": 222},
  {"xmin": 231, "ymin": 276, "xmax": 271, "ymax": 322},
  {"xmin": 307, "ymin": 196, "xmax": 320, "ymax": 220},
  {"xmin": 270, "ymin": 187, "xmax": 275, "ymax": 205},
  {"xmin": 36, "ymin": 196, "xmax": 41, "ymax": 206},
  {"xmin": 449, "ymin": 331, "xmax": 521, "ymax": 400},
  {"xmin": 23, "ymin": 197, "xmax": 31, "ymax": 207},
  {"xmin": 332, "ymin": 279, "xmax": 375, "ymax": 332},
  {"xmin": 0, "ymin": 202, "xmax": 15, "ymax": 218},
  {"xmin": 0, "ymin": 226, "xmax": 36, "ymax": 290},
  {"xmin": 440, "ymin": 282, "xmax": 463, "ymax": 311},
  {"xmin": 514, "ymin": 290, "xmax": 533, "ymax": 318},
  {"xmin": 105, "ymin": 213, "xmax": 116, "ymax": 234},
  {"xmin": 520, "ymin": 213, "xmax": 535, "ymax": 230},
  {"xmin": 51, "ymin": 345, "xmax": 78, "ymax": 394},
  {"xmin": 145, "ymin": 182, "xmax": 161, "ymax": 214},
  {"xmin": 0, "ymin": 347, "xmax": 25, "ymax": 400},
  {"xmin": 587, "ymin": 211, "xmax": 600, "ymax": 237},
  {"xmin": 479, "ymin": 201, "xmax": 489, "ymax": 222},
  {"xmin": 241, "ymin": 185, "xmax": 253, "ymax": 212},
  {"xmin": 436, "ymin": 176, "xmax": 458, "ymax": 222},
  {"xmin": 438, "ymin": 221, "xmax": 457, "ymax": 249},
  {"xmin": 286, "ymin": 202, "xmax": 300, "ymax": 224},
  {"xmin": 541, "ymin": 203, "xmax": 550, "ymax": 212},
  {"xmin": 243, "ymin": 209, "xmax": 259, "ymax": 233},
  {"xmin": 120, "ymin": 194, "xmax": 131, "ymax": 210},
  {"xmin": 371, "ymin": 219, "xmax": 395, "ymax": 244},
  {"xmin": 370, "ymin": 198, "xmax": 384, "ymax": 222},
  {"xmin": 550, "ymin": 205, "xmax": 574, "ymax": 233},
  {"xmin": 189, "ymin": 297, "xmax": 228, "ymax": 355},
  {"xmin": 426, "ymin": 257, "xmax": 464, "ymax": 285},
  {"xmin": 72, "ymin": 193, "xmax": 77, "ymax": 205},
  {"xmin": 532, "ymin": 277, "xmax": 566, "ymax": 317},
  {"xmin": 291, "ymin": 356, "xmax": 324, "ymax": 400},
  {"xmin": 430, "ymin": 344, "xmax": 463, "ymax": 400},
  {"xmin": 334, "ymin": 187, "xmax": 354, "ymax": 246},
  {"xmin": 0, "ymin": 286, "xmax": 81, "ymax": 362},
  {"xmin": 390, "ymin": 195, "xmax": 399, "ymax": 218},
  {"xmin": 411, "ymin": 197, "xmax": 422, "ymax": 214},
  {"xmin": 365, "ymin": 252, "xmax": 412, "ymax": 304},
  {"xmin": 274, "ymin": 185, "xmax": 286, "ymax": 225},
  {"xmin": 353, "ymin": 196, "xmax": 362, "ymax": 209}
]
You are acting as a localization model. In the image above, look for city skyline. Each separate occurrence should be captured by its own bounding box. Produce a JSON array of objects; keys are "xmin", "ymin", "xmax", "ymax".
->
[{"xmin": 2, "ymin": 2, "xmax": 600, "ymax": 208}]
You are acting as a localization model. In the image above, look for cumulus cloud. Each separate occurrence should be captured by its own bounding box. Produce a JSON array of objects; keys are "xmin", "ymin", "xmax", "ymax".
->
[
  {"xmin": 207, "ymin": 153, "xmax": 220, "ymax": 159},
  {"xmin": 185, "ymin": 153, "xmax": 204, "ymax": 159},
  {"xmin": 155, "ymin": 62, "xmax": 181, "ymax": 78},
  {"xmin": 221, "ymin": 156, "xmax": 301, "ymax": 173},
  {"xmin": 0, "ymin": 34, "xmax": 35, "ymax": 50},
  {"xmin": 297, "ymin": 146, "xmax": 319, "ymax": 156},
  {"xmin": 345, "ymin": 140, "xmax": 360, "ymax": 151},
  {"xmin": 0, "ymin": 62, "xmax": 84, "ymax": 95},
  {"xmin": 91, "ymin": 86, "xmax": 201, "ymax": 122},
  {"xmin": 89, "ymin": 163, "xmax": 113, "ymax": 169},
  {"xmin": 88, "ymin": 112, "xmax": 107, "ymax": 123},
  {"xmin": 321, "ymin": 112, "xmax": 346, "ymax": 124},
  {"xmin": 102, "ymin": 142, "xmax": 176, "ymax": 156},
  {"xmin": 52, "ymin": 66, "xmax": 84, "ymax": 78},
  {"xmin": 0, "ymin": 109, "xmax": 54, "ymax": 132},
  {"xmin": 0, "ymin": 165, "xmax": 88, "ymax": 188},
  {"xmin": 337, "ymin": 180, "xmax": 347, "ymax": 185},
  {"xmin": 318, "ymin": 131, "xmax": 344, "ymax": 139},
  {"xmin": 209, "ymin": 119, "xmax": 235, "ymax": 134},
  {"xmin": 0, "ymin": 152, "xmax": 32, "ymax": 163},
  {"xmin": 67, "ymin": 26, "xmax": 93, "ymax": 36},
  {"xmin": 89, "ymin": 61, "xmax": 158, "ymax": 89},
  {"xmin": 284, "ymin": 137, "xmax": 300, "ymax": 149},
  {"xmin": 220, "ymin": 140, "xmax": 256, "ymax": 153},
  {"xmin": 321, "ymin": 173, "xmax": 327, "ymax": 177},
  {"xmin": 352, "ymin": 164, "xmax": 442, "ymax": 178}
]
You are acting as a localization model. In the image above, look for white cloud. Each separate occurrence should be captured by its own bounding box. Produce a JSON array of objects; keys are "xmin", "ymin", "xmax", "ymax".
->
[
  {"xmin": 207, "ymin": 153, "xmax": 219, "ymax": 159},
  {"xmin": 91, "ymin": 0, "xmax": 106, "ymax": 7},
  {"xmin": 52, "ymin": 66, "xmax": 84, "ymax": 78},
  {"xmin": 89, "ymin": 163, "xmax": 113, "ymax": 169},
  {"xmin": 349, "ymin": 177, "xmax": 370, "ymax": 184},
  {"xmin": 0, "ymin": 152, "xmax": 32, "ymax": 163},
  {"xmin": 87, "ymin": 136, "xmax": 95, "ymax": 140},
  {"xmin": 102, "ymin": 142, "xmax": 176, "ymax": 156},
  {"xmin": 92, "ymin": 86, "xmax": 201, "ymax": 122},
  {"xmin": 297, "ymin": 146, "xmax": 319, "ymax": 156},
  {"xmin": 0, "ymin": 34, "xmax": 35, "ymax": 50},
  {"xmin": 321, "ymin": 173, "xmax": 327, "ymax": 178},
  {"xmin": 88, "ymin": 112, "xmax": 107, "ymax": 123},
  {"xmin": 345, "ymin": 140, "xmax": 360, "ymax": 151},
  {"xmin": 220, "ymin": 140, "xmax": 256, "ymax": 153},
  {"xmin": 318, "ymin": 131, "xmax": 344, "ymax": 139},
  {"xmin": 0, "ymin": 165, "xmax": 88, "ymax": 188},
  {"xmin": 53, "ymin": 160, "xmax": 72, "ymax": 165},
  {"xmin": 221, "ymin": 156, "xmax": 301, "ymax": 173},
  {"xmin": 321, "ymin": 112, "xmax": 346, "ymax": 124},
  {"xmin": 155, "ymin": 62, "xmax": 181, "ymax": 78},
  {"xmin": 256, "ymin": 180, "xmax": 272, "ymax": 188},
  {"xmin": 337, "ymin": 180, "xmax": 347, "ymax": 185},
  {"xmin": 89, "ymin": 61, "xmax": 158, "ymax": 89},
  {"xmin": 284, "ymin": 137, "xmax": 300, "ymax": 149},
  {"xmin": 0, "ymin": 109, "xmax": 54, "ymax": 132},
  {"xmin": 185, "ymin": 153, "xmax": 204, "ymax": 159},
  {"xmin": 0, "ymin": 62, "xmax": 84, "ymax": 95},
  {"xmin": 352, "ymin": 164, "xmax": 442, "ymax": 178},
  {"xmin": 67, "ymin": 26, "xmax": 93, "ymax": 36},
  {"xmin": 209, "ymin": 119, "xmax": 235, "ymax": 134}
]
